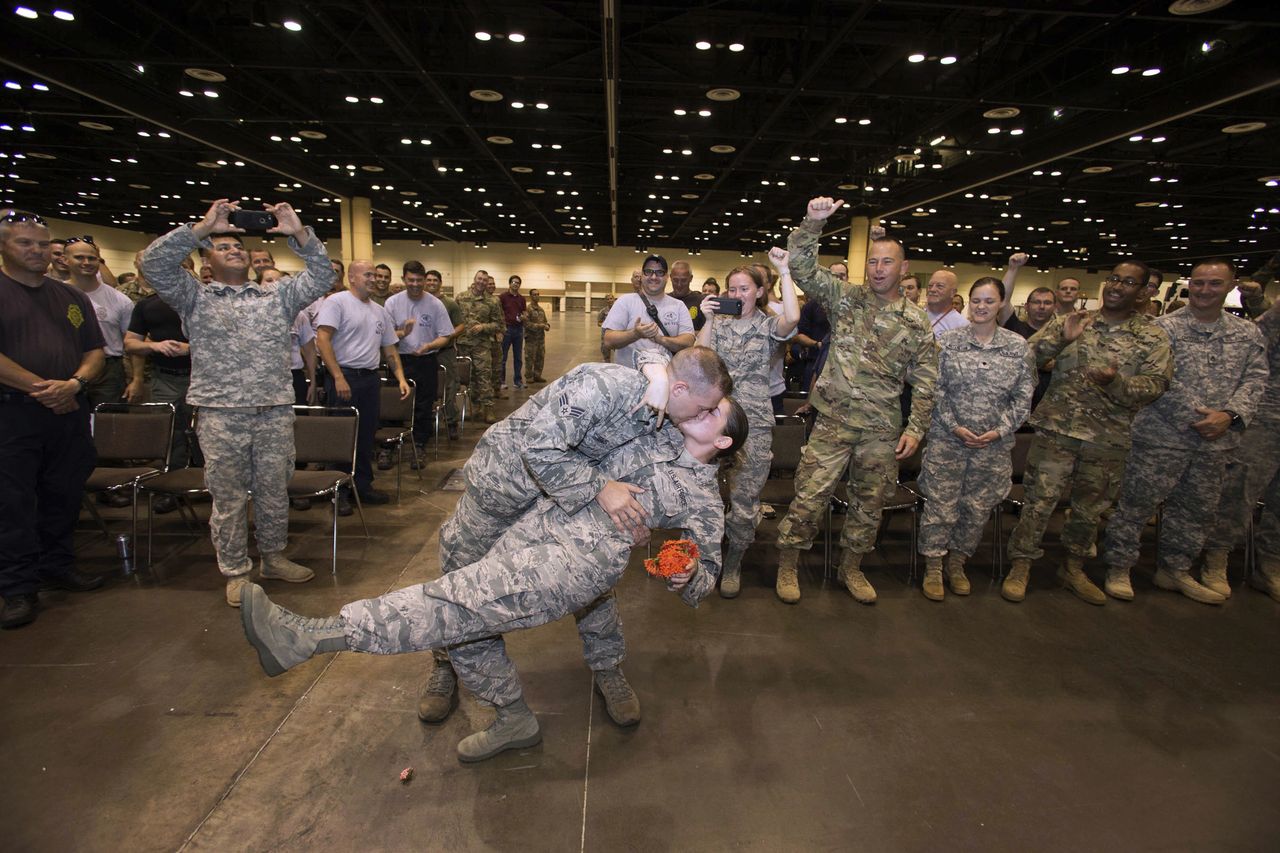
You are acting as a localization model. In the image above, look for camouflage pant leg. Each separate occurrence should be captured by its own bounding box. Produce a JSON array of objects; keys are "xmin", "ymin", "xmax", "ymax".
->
[
  {"xmin": 458, "ymin": 342, "xmax": 492, "ymax": 409},
  {"xmin": 438, "ymin": 347, "xmax": 460, "ymax": 426},
  {"xmin": 85, "ymin": 357, "xmax": 125, "ymax": 408},
  {"xmin": 918, "ymin": 439, "xmax": 1011, "ymax": 558},
  {"xmin": 725, "ymin": 416, "xmax": 773, "ymax": 550},
  {"xmin": 838, "ymin": 431, "xmax": 898, "ymax": 554},
  {"xmin": 524, "ymin": 335, "xmax": 545, "ymax": 382},
  {"xmin": 439, "ymin": 489, "xmax": 514, "ymax": 576},
  {"xmin": 776, "ymin": 415, "xmax": 856, "ymax": 551},
  {"xmin": 1102, "ymin": 444, "xmax": 1197, "ymax": 572},
  {"xmin": 1008, "ymin": 432, "xmax": 1079, "ymax": 562},
  {"xmin": 1156, "ymin": 451, "xmax": 1227, "ymax": 574},
  {"xmin": 490, "ymin": 339, "xmax": 502, "ymax": 395},
  {"xmin": 573, "ymin": 590, "xmax": 625, "ymax": 671},
  {"xmin": 197, "ymin": 407, "xmax": 295, "ymax": 575},
  {"xmin": 1059, "ymin": 442, "xmax": 1126, "ymax": 558},
  {"xmin": 342, "ymin": 543, "xmax": 620, "ymax": 706},
  {"xmin": 1206, "ymin": 427, "xmax": 1280, "ymax": 554}
]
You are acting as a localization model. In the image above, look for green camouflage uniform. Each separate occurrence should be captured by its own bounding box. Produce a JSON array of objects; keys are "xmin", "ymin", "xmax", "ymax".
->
[
  {"xmin": 776, "ymin": 216, "xmax": 937, "ymax": 555},
  {"xmin": 436, "ymin": 294, "xmax": 463, "ymax": 427},
  {"xmin": 1206, "ymin": 309, "xmax": 1280, "ymax": 562},
  {"xmin": 1104, "ymin": 310, "xmax": 1269, "ymax": 575},
  {"xmin": 918, "ymin": 326, "xmax": 1035, "ymax": 558},
  {"xmin": 117, "ymin": 277, "xmax": 155, "ymax": 304},
  {"xmin": 1007, "ymin": 312, "xmax": 1171, "ymax": 563},
  {"xmin": 455, "ymin": 290, "xmax": 502, "ymax": 411},
  {"xmin": 489, "ymin": 332, "xmax": 502, "ymax": 396},
  {"xmin": 346, "ymin": 438, "xmax": 723, "ymax": 707},
  {"xmin": 139, "ymin": 225, "xmax": 334, "ymax": 576},
  {"xmin": 705, "ymin": 310, "xmax": 794, "ymax": 554},
  {"xmin": 523, "ymin": 303, "xmax": 549, "ymax": 382}
]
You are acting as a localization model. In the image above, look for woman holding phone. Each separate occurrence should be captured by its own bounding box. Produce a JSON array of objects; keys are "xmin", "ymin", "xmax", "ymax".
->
[{"xmin": 697, "ymin": 249, "xmax": 800, "ymax": 597}]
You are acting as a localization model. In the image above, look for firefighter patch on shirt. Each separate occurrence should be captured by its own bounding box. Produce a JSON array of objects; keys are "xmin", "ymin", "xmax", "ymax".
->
[{"xmin": 67, "ymin": 303, "xmax": 84, "ymax": 329}]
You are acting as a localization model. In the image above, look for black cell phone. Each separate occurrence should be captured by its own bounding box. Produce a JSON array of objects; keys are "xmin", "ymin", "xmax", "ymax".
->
[
  {"xmin": 715, "ymin": 296, "xmax": 743, "ymax": 316},
  {"xmin": 228, "ymin": 210, "xmax": 278, "ymax": 232}
]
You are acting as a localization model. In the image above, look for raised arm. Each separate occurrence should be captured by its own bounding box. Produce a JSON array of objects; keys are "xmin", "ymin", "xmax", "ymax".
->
[
  {"xmin": 769, "ymin": 246, "xmax": 801, "ymax": 338},
  {"xmin": 998, "ymin": 252, "xmax": 1028, "ymax": 325},
  {"xmin": 787, "ymin": 197, "xmax": 848, "ymax": 313}
]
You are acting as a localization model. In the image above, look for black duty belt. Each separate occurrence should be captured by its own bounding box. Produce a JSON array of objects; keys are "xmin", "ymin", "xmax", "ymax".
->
[
  {"xmin": 339, "ymin": 367, "xmax": 380, "ymax": 375},
  {"xmin": 155, "ymin": 366, "xmax": 191, "ymax": 376}
]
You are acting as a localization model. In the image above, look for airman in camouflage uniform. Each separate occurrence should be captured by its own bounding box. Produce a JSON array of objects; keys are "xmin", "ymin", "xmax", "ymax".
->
[
  {"xmin": 1103, "ymin": 260, "xmax": 1269, "ymax": 605},
  {"xmin": 140, "ymin": 200, "xmax": 334, "ymax": 606},
  {"xmin": 455, "ymin": 271, "xmax": 503, "ymax": 423},
  {"xmin": 522, "ymin": 290, "xmax": 550, "ymax": 384},
  {"xmin": 116, "ymin": 271, "xmax": 154, "ymax": 303},
  {"xmin": 1201, "ymin": 304, "xmax": 1280, "ymax": 601},
  {"xmin": 422, "ymin": 351, "xmax": 731, "ymax": 728},
  {"xmin": 240, "ymin": 403, "xmax": 738, "ymax": 762},
  {"xmin": 917, "ymin": 323, "xmax": 1034, "ymax": 598},
  {"xmin": 1004, "ymin": 262, "xmax": 1171, "ymax": 605},
  {"xmin": 776, "ymin": 197, "xmax": 938, "ymax": 605}
]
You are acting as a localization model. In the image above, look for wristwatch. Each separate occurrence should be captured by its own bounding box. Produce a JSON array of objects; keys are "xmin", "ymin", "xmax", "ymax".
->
[
  {"xmin": 1224, "ymin": 409, "xmax": 1243, "ymax": 427},
  {"xmin": 71, "ymin": 375, "xmax": 88, "ymax": 393}
]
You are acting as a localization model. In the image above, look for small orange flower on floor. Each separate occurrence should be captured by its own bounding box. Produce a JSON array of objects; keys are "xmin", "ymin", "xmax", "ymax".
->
[{"xmin": 644, "ymin": 539, "xmax": 699, "ymax": 578}]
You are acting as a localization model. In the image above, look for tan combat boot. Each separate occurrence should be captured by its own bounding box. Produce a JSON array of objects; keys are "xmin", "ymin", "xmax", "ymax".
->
[
  {"xmin": 1200, "ymin": 549, "xmax": 1232, "ymax": 598},
  {"xmin": 259, "ymin": 551, "xmax": 315, "ymax": 583},
  {"xmin": 456, "ymin": 697, "xmax": 542, "ymax": 763},
  {"xmin": 1249, "ymin": 557, "xmax": 1280, "ymax": 602},
  {"xmin": 1002, "ymin": 559, "xmax": 1031, "ymax": 602},
  {"xmin": 482, "ymin": 405, "xmax": 497, "ymax": 424},
  {"xmin": 417, "ymin": 658, "xmax": 459, "ymax": 723},
  {"xmin": 839, "ymin": 551, "xmax": 876, "ymax": 604},
  {"xmin": 1104, "ymin": 566, "xmax": 1134, "ymax": 601},
  {"xmin": 1058, "ymin": 556, "xmax": 1105, "ymax": 605},
  {"xmin": 921, "ymin": 555, "xmax": 944, "ymax": 601},
  {"xmin": 225, "ymin": 575, "xmax": 251, "ymax": 608},
  {"xmin": 775, "ymin": 549, "xmax": 801, "ymax": 604},
  {"xmin": 945, "ymin": 552, "xmax": 971, "ymax": 595},
  {"xmin": 1153, "ymin": 567, "xmax": 1226, "ymax": 605}
]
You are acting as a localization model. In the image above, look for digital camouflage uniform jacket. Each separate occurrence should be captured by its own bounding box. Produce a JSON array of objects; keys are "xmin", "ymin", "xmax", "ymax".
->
[{"xmin": 930, "ymin": 325, "xmax": 1035, "ymax": 448}]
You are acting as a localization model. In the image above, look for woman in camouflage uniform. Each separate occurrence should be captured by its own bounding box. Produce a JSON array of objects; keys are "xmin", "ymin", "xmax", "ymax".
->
[
  {"xmin": 697, "ymin": 250, "xmax": 799, "ymax": 597},
  {"xmin": 917, "ymin": 277, "xmax": 1035, "ymax": 600}
]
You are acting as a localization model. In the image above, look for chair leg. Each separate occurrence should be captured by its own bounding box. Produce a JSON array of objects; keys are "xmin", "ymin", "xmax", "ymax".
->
[
  {"xmin": 130, "ymin": 482, "xmax": 140, "ymax": 572},
  {"xmin": 330, "ymin": 490, "xmax": 339, "ymax": 576},
  {"xmin": 352, "ymin": 486, "xmax": 370, "ymax": 538},
  {"xmin": 395, "ymin": 440, "xmax": 403, "ymax": 503},
  {"xmin": 146, "ymin": 491, "xmax": 154, "ymax": 570}
]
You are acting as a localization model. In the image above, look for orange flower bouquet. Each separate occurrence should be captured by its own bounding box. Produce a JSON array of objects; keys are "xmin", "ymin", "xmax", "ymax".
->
[{"xmin": 644, "ymin": 539, "xmax": 699, "ymax": 578}]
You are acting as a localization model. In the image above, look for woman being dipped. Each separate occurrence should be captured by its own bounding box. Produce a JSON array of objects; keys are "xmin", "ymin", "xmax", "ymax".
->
[
  {"xmin": 698, "ymin": 248, "xmax": 799, "ymax": 597},
  {"xmin": 917, "ymin": 276, "xmax": 1035, "ymax": 600}
]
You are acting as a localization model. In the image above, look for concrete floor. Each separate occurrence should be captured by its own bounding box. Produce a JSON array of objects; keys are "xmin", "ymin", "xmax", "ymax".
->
[{"xmin": 2, "ymin": 314, "xmax": 1278, "ymax": 852}]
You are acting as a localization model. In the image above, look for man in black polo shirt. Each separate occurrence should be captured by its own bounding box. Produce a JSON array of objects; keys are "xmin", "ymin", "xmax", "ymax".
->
[
  {"xmin": 0, "ymin": 210, "xmax": 107, "ymax": 629},
  {"xmin": 125, "ymin": 293, "xmax": 194, "ymax": 513}
]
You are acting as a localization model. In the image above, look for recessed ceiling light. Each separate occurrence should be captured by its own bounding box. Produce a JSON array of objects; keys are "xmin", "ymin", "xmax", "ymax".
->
[
  {"xmin": 298, "ymin": 129, "xmax": 326, "ymax": 139},
  {"xmin": 400, "ymin": 191, "xmax": 417, "ymax": 197},
  {"xmin": 78, "ymin": 121, "xmax": 113, "ymax": 131},
  {"xmin": 694, "ymin": 173, "xmax": 714, "ymax": 180},
  {"xmin": 184, "ymin": 68, "xmax": 226, "ymax": 83},
  {"xmin": 196, "ymin": 161, "xmax": 222, "ymax": 169},
  {"xmin": 1050, "ymin": 220, "xmax": 1070, "ymax": 225},
  {"xmin": 1259, "ymin": 175, "xmax": 1280, "ymax": 185},
  {"xmin": 26, "ymin": 151, "xmax": 55, "ymax": 159},
  {"xmin": 527, "ymin": 188, "xmax": 545, "ymax": 194},
  {"xmin": 695, "ymin": 40, "xmax": 711, "ymax": 50},
  {"xmin": 1082, "ymin": 165, "xmax": 1113, "ymax": 174},
  {"xmin": 836, "ymin": 182, "xmax": 858, "ymax": 190},
  {"xmin": 470, "ymin": 89, "xmax": 504, "ymax": 102},
  {"xmin": 282, "ymin": 19, "xmax": 302, "ymax": 31},
  {"xmin": 1135, "ymin": 201, "xmax": 1160, "ymax": 207},
  {"xmin": 487, "ymin": 135, "xmax": 514, "ymax": 145},
  {"xmin": 1169, "ymin": 0, "xmax": 1234, "ymax": 15},
  {"xmin": 939, "ymin": 55, "xmax": 957, "ymax": 65},
  {"xmin": 698, "ymin": 109, "xmax": 711, "ymax": 117},
  {"xmin": 706, "ymin": 88, "xmax": 740, "ymax": 101},
  {"xmin": 15, "ymin": 7, "xmax": 37, "ymax": 19},
  {"xmin": 475, "ymin": 31, "xmax": 492, "ymax": 41},
  {"xmin": 989, "ymin": 194, "xmax": 1012, "ymax": 201},
  {"xmin": 508, "ymin": 33, "xmax": 525, "ymax": 43},
  {"xmin": 908, "ymin": 53, "xmax": 926, "ymax": 63},
  {"xmin": 710, "ymin": 144, "xmax": 735, "ymax": 154},
  {"xmin": 681, "ymin": 193, "xmax": 698, "ymax": 199},
  {"xmin": 1223, "ymin": 121, "xmax": 1266, "ymax": 134},
  {"xmin": 983, "ymin": 106, "xmax": 1021, "ymax": 119},
  {"xmin": 728, "ymin": 42, "xmax": 744, "ymax": 52},
  {"xmin": 535, "ymin": 102, "xmax": 549, "ymax": 110},
  {"xmin": 52, "ymin": 9, "xmax": 74, "ymax": 20},
  {"xmin": 512, "ymin": 166, "xmax": 533, "ymax": 173},
  {"xmin": 858, "ymin": 118, "xmax": 871, "ymax": 126},
  {"xmin": 361, "ymin": 165, "xmax": 383, "ymax": 172}
]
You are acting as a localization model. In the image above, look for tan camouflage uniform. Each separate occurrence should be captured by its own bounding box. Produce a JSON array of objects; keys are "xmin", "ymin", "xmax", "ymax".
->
[
  {"xmin": 776, "ymin": 216, "xmax": 937, "ymax": 555},
  {"xmin": 523, "ymin": 303, "xmax": 549, "ymax": 383},
  {"xmin": 139, "ymin": 225, "xmax": 334, "ymax": 576},
  {"xmin": 345, "ymin": 438, "xmax": 723, "ymax": 707},
  {"xmin": 455, "ymin": 290, "xmax": 502, "ymax": 412},
  {"xmin": 918, "ymin": 326, "xmax": 1035, "ymax": 557},
  {"xmin": 1103, "ymin": 310, "xmax": 1269, "ymax": 575}
]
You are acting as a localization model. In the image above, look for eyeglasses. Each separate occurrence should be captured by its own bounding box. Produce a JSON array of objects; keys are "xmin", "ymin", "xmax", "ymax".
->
[
  {"xmin": 1105, "ymin": 275, "xmax": 1142, "ymax": 287},
  {"xmin": 642, "ymin": 268, "xmax": 666, "ymax": 277},
  {"xmin": 1, "ymin": 211, "xmax": 47, "ymax": 226}
]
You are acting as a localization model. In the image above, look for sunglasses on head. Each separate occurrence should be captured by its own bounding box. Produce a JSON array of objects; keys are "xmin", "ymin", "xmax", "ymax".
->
[{"xmin": 1, "ymin": 211, "xmax": 47, "ymax": 226}]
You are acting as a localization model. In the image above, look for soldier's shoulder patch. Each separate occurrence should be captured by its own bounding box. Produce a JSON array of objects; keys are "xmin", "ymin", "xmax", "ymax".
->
[
  {"xmin": 66, "ymin": 302, "xmax": 84, "ymax": 329},
  {"xmin": 558, "ymin": 392, "xmax": 587, "ymax": 419}
]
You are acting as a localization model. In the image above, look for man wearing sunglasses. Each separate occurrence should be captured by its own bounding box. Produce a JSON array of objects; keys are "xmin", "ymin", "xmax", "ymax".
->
[
  {"xmin": 0, "ymin": 211, "xmax": 107, "ymax": 628},
  {"xmin": 601, "ymin": 255, "xmax": 695, "ymax": 369}
]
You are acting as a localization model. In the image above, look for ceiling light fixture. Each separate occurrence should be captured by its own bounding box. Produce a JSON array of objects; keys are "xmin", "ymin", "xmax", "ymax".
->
[
  {"xmin": 1111, "ymin": 64, "xmax": 1131, "ymax": 75},
  {"xmin": 939, "ymin": 55, "xmax": 957, "ymax": 65},
  {"xmin": 15, "ymin": 7, "xmax": 38, "ymax": 19},
  {"xmin": 508, "ymin": 33, "xmax": 525, "ymax": 43},
  {"xmin": 728, "ymin": 42, "xmax": 744, "ymax": 52},
  {"xmin": 475, "ymin": 31, "xmax": 492, "ymax": 41},
  {"xmin": 695, "ymin": 40, "xmax": 711, "ymax": 50},
  {"xmin": 908, "ymin": 52, "xmax": 926, "ymax": 63},
  {"xmin": 52, "ymin": 9, "xmax": 74, "ymax": 20},
  {"xmin": 282, "ymin": 19, "xmax": 302, "ymax": 31}
]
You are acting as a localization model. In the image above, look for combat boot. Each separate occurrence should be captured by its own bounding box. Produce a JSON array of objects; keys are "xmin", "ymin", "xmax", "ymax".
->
[
  {"xmin": 1153, "ymin": 568, "xmax": 1226, "ymax": 605},
  {"xmin": 1058, "ymin": 557, "xmax": 1105, "ymax": 605},
  {"xmin": 775, "ymin": 549, "xmax": 801, "ymax": 604},
  {"xmin": 1200, "ymin": 549, "xmax": 1232, "ymax": 599},
  {"xmin": 240, "ymin": 583, "xmax": 348, "ymax": 676},
  {"xmin": 1002, "ymin": 559, "xmax": 1031, "ymax": 602},
  {"xmin": 259, "ymin": 551, "xmax": 315, "ymax": 584},
  {"xmin": 417, "ymin": 661, "xmax": 459, "ymax": 723},
  {"xmin": 482, "ymin": 406, "xmax": 497, "ymax": 424},
  {"xmin": 1249, "ymin": 557, "xmax": 1280, "ymax": 602},
  {"xmin": 226, "ymin": 574, "xmax": 251, "ymax": 608},
  {"xmin": 456, "ymin": 697, "xmax": 542, "ymax": 763},
  {"xmin": 921, "ymin": 555, "xmax": 944, "ymax": 601},
  {"xmin": 594, "ymin": 667, "xmax": 641, "ymax": 726},
  {"xmin": 839, "ymin": 551, "xmax": 876, "ymax": 604},
  {"xmin": 945, "ymin": 552, "xmax": 971, "ymax": 595},
  {"xmin": 720, "ymin": 544, "xmax": 746, "ymax": 599},
  {"xmin": 1104, "ymin": 567, "xmax": 1134, "ymax": 601}
]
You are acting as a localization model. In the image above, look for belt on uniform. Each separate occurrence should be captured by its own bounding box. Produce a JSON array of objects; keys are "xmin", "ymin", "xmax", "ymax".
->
[
  {"xmin": 338, "ymin": 366, "xmax": 380, "ymax": 375},
  {"xmin": 155, "ymin": 365, "xmax": 191, "ymax": 376},
  {"xmin": 198, "ymin": 404, "xmax": 290, "ymax": 415}
]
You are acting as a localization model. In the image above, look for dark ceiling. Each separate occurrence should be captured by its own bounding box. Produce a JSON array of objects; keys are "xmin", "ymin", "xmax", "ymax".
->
[{"xmin": 1, "ymin": 0, "xmax": 1278, "ymax": 273}]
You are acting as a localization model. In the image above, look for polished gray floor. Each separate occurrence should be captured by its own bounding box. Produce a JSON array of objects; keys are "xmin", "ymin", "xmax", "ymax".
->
[{"xmin": 2, "ymin": 314, "xmax": 1277, "ymax": 852}]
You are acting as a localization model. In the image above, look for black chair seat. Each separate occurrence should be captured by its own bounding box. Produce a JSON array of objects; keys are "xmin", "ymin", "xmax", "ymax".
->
[
  {"xmin": 85, "ymin": 467, "xmax": 158, "ymax": 492},
  {"xmin": 140, "ymin": 467, "xmax": 208, "ymax": 494}
]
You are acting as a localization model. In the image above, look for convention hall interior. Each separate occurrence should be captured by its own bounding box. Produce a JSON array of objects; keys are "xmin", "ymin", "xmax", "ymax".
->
[{"xmin": 1, "ymin": 1, "xmax": 1277, "ymax": 850}]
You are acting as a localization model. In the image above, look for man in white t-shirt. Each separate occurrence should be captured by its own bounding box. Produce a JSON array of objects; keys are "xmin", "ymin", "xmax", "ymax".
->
[
  {"xmin": 384, "ymin": 260, "xmax": 454, "ymax": 461},
  {"xmin": 64, "ymin": 238, "xmax": 134, "ymax": 410},
  {"xmin": 315, "ymin": 260, "xmax": 409, "ymax": 510},
  {"xmin": 602, "ymin": 254, "xmax": 695, "ymax": 367},
  {"xmin": 924, "ymin": 268, "xmax": 969, "ymax": 339}
]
